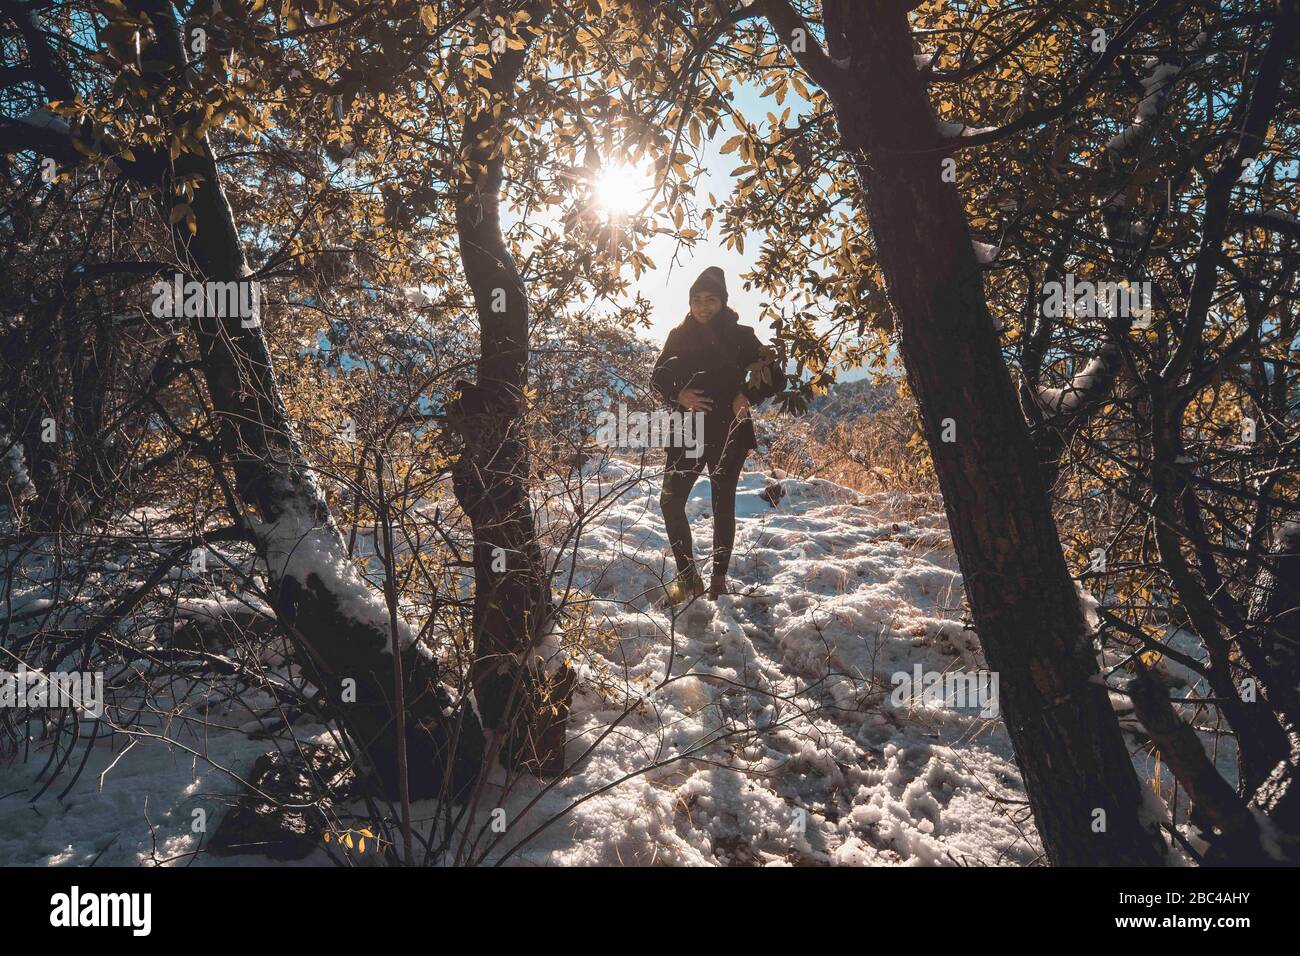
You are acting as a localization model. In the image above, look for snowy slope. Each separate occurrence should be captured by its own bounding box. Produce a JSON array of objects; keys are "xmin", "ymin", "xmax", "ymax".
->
[
  {"xmin": 0, "ymin": 458, "xmax": 1044, "ymax": 866},
  {"xmin": 0, "ymin": 678, "xmax": 300, "ymax": 867},
  {"xmin": 471, "ymin": 457, "xmax": 1038, "ymax": 865}
]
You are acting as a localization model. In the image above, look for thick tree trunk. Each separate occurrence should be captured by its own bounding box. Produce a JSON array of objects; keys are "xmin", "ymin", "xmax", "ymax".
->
[
  {"xmin": 448, "ymin": 16, "xmax": 573, "ymax": 775},
  {"xmin": 132, "ymin": 0, "xmax": 483, "ymax": 799},
  {"xmin": 789, "ymin": 1, "xmax": 1170, "ymax": 864},
  {"xmin": 1250, "ymin": 522, "xmax": 1300, "ymax": 697},
  {"xmin": 1242, "ymin": 522, "xmax": 1300, "ymax": 836}
]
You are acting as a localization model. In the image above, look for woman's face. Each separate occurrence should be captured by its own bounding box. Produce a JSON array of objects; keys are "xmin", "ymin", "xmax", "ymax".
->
[{"xmin": 690, "ymin": 291, "xmax": 723, "ymax": 323}]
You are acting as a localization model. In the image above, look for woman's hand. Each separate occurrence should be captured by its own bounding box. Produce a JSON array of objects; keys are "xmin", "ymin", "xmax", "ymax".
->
[
  {"xmin": 677, "ymin": 388, "xmax": 713, "ymax": 412},
  {"xmin": 732, "ymin": 392, "xmax": 751, "ymax": 420}
]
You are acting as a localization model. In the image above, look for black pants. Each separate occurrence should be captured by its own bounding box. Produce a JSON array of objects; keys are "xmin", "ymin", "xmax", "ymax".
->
[{"xmin": 659, "ymin": 436, "xmax": 748, "ymax": 580}]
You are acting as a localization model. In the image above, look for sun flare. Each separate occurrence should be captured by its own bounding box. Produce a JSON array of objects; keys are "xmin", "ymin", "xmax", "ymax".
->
[{"xmin": 592, "ymin": 160, "xmax": 654, "ymax": 217}]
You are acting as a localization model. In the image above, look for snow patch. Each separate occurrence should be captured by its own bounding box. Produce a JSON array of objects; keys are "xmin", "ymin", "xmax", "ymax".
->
[{"xmin": 936, "ymin": 119, "xmax": 997, "ymax": 138}]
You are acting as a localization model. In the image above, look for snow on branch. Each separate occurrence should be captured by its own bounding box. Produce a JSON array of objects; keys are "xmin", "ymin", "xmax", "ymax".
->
[
  {"xmin": 247, "ymin": 476, "xmax": 416, "ymax": 656},
  {"xmin": 1, "ymin": 435, "xmax": 36, "ymax": 503},
  {"xmin": 1102, "ymin": 45, "xmax": 1201, "ymax": 160},
  {"xmin": 936, "ymin": 118, "xmax": 997, "ymax": 138},
  {"xmin": 1033, "ymin": 349, "xmax": 1120, "ymax": 418}
]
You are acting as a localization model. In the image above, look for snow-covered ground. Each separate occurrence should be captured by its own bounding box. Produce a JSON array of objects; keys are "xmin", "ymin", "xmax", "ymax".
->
[{"xmin": 1, "ymin": 458, "xmax": 1065, "ymax": 865}]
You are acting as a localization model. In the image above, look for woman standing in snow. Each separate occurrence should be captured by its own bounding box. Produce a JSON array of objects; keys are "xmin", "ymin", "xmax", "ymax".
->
[{"xmin": 652, "ymin": 267, "xmax": 786, "ymax": 603}]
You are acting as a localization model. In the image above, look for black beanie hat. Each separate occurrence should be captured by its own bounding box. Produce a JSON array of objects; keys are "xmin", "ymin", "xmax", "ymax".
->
[{"xmin": 689, "ymin": 266, "xmax": 728, "ymax": 304}]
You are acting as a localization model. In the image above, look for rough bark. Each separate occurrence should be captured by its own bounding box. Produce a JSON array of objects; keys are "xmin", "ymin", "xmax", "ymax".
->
[
  {"xmin": 1249, "ymin": 522, "xmax": 1300, "ymax": 700},
  {"xmin": 767, "ymin": 0, "xmax": 1169, "ymax": 864},
  {"xmin": 448, "ymin": 10, "xmax": 573, "ymax": 775},
  {"xmin": 1241, "ymin": 522, "xmax": 1300, "ymax": 837},
  {"xmin": 127, "ymin": 0, "xmax": 484, "ymax": 799}
]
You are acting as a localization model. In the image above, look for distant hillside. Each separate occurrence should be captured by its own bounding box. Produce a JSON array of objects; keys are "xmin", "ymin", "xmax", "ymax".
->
[{"xmin": 802, "ymin": 377, "xmax": 900, "ymax": 436}]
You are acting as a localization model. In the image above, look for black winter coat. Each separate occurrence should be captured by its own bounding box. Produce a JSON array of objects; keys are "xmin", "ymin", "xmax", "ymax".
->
[{"xmin": 651, "ymin": 307, "xmax": 786, "ymax": 457}]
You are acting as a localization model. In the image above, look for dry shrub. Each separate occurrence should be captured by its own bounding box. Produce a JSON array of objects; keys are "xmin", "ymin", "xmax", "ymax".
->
[{"xmin": 763, "ymin": 380, "xmax": 935, "ymax": 494}]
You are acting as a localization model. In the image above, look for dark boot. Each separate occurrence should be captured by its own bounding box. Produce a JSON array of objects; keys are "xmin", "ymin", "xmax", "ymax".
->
[{"xmin": 667, "ymin": 566, "xmax": 706, "ymax": 606}]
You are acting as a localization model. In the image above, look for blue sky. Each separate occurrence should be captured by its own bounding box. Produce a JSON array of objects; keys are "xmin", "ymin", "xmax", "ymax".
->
[
  {"xmin": 599, "ymin": 82, "xmax": 871, "ymax": 382},
  {"xmin": 624, "ymin": 82, "xmax": 805, "ymax": 346},
  {"xmin": 504, "ymin": 66, "xmax": 871, "ymax": 382},
  {"xmin": 496, "ymin": 75, "xmax": 821, "ymax": 348}
]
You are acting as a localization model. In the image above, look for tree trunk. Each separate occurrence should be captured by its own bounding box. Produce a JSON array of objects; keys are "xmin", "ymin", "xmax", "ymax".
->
[
  {"xmin": 448, "ymin": 14, "xmax": 573, "ymax": 775},
  {"xmin": 1243, "ymin": 521, "xmax": 1300, "ymax": 836},
  {"xmin": 784, "ymin": 1, "xmax": 1170, "ymax": 864},
  {"xmin": 1250, "ymin": 522, "xmax": 1300, "ymax": 696},
  {"xmin": 132, "ymin": 0, "xmax": 483, "ymax": 799}
]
